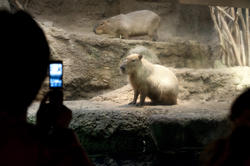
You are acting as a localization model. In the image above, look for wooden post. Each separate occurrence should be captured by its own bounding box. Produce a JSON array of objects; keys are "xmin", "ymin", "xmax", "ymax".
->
[
  {"xmin": 210, "ymin": 6, "xmax": 250, "ymax": 66},
  {"xmin": 240, "ymin": 30, "xmax": 246, "ymax": 65},
  {"xmin": 220, "ymin": 12, "xmax": 242, "ymax": 66},
  {"xmin": 246, "ymin": 9, "xmax": 249, "ymax": 65},
  {"xmin": 14, "ymin": 0, "xmax": 24, "ymax": 10}
]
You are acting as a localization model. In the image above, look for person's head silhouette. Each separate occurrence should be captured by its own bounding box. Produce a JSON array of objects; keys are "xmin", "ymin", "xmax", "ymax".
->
[
  {"xmin": 230, "ymin": 88, "xmax": 250, "ymax": 128},
  {"xmin": 0, "ymin": 9, "xmax": 94, "ymax": 166},
  {"xmin": 0, "ymin": 10, "xmax": 50, "ymax": 120}
]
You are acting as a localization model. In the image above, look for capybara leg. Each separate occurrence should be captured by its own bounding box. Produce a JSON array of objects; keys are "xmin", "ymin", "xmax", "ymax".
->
[
  {"xmin": 149, "ymin": 31, "xmax": 158, "ymax": 41},
  {"xmin": 129, "ymin": 90, "xmax": 139, "ymax": 105},
  {"xmin": 148, "ymin": 29, "xmax": 158, "ymax": 41},
  {"xmin": 152, "ymin": 34, "xmax": 158, "ymax": 41},
  {"xmin": 122, "ymin": 33, "xmax": 129, "ymax": 39},
  {"xmin": 172, "ymin": 98, "xmax": 177, "ymax": 105},
  {"xmin": 137, "ymin": 94, "xmax": 146, "ymax": 106}
]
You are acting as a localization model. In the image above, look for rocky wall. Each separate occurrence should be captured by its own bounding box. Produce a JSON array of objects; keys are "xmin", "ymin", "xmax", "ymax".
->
[
  {"xmin": 28, "ymin": 99, "xmax": 231, "ymax": 165},
  {"xmin": 36, "ymin": 25, "xmax": 220, "ymax": 100},
  {"xmin": 17, "ymin": 0, "xmax": 216, "ymax": 42}
]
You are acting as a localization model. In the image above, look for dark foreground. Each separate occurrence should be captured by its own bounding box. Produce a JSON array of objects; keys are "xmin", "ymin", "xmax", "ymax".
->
[{"xmin": 90, "ymin": 149, "xmax": 201, "ymax": 166}]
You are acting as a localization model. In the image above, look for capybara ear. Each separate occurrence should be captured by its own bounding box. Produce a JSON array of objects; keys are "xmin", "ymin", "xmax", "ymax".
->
[{"xmin": 138, "ymin": 54, "xmax": 143, "ymax": 60}]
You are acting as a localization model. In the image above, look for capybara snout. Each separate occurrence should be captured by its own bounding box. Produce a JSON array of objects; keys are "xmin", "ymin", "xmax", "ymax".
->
[
  {"xmin": 120, "ymin": 60, "xmax": 128, "ymax": 74},
  {"xmin": 93, "ymin": 23, "xmax": 102, "ymax": 34},
  {"xmin": 93, "ymin": 24, "xmax": 98, "ymax": 33},
  {"xmin": 120, "ymin": 65, "xmax": 126, "ymax": 73},
  {"xmin": 120, "ymin": 54, "xmax": 143, "ymax": 74}
]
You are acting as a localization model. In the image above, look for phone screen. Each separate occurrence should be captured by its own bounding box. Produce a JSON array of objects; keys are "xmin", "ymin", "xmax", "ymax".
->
[{"xmin": 49, "ymin": 61, "xmax": 63, "ymax": 88}]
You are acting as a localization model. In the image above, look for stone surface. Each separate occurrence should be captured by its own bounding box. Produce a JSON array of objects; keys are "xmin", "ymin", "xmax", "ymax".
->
[
  {"xmin": 28, "ymin": 99, "xmax": 231, "ymax": 154},
  {"xmin": 0, "ymin": 0, "xmax": 10, "ymax": 10},
  {"xmin": 149, "ymin": 109, "xmax": 230, "ymax": 151}
]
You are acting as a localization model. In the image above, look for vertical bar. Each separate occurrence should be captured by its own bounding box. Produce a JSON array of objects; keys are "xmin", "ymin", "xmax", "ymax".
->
[{"xmin": 245, "ymin": 8, "xmax": 249, "ymax": 66}]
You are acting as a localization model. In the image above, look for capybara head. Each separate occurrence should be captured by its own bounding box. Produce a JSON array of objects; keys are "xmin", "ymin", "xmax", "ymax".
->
[
  {"xmin": 120, "ymin": 54, "xmax": 143, "ymax": 74},
  {"xmin": 93, "ymin": 20, "xmax": 112, "ymax": 34}
]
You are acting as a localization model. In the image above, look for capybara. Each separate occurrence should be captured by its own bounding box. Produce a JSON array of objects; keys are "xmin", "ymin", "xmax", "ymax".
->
[
  {"xmin": 94, "ymin": 10, "xmax": 160, "ymax": 41},
  {"xmin": 120, "ymin": 54, "xmax": 179, "ymax": 106}
]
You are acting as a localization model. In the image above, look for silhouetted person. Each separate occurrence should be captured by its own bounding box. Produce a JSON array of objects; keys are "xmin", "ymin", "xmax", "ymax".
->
[
  {"xmin": 0, "ymin": 10, "xmax": 92, "ymax": 166},
  {"xmin": 37, "ymin": 90, "xmax": 93, "ymax": 166},
  {"xmin": 201, "ymin": 88, "xmax": 250, "ymax": 166}
]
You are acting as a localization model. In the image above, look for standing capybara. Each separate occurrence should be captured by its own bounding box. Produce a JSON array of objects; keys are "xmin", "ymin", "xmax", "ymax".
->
[
  {"xmin": 93, "ymin": 10, "xmax": 161, "ymax": 41},
  {"xmin": 120, "ymin": 54, "xmax": 179, "ymax": 106}
]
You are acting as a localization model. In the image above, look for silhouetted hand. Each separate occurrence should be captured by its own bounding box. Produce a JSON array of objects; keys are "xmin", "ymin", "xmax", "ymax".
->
[{"xmin": 36, "ymin": 90, "xmax": 72, "ymax": 129}]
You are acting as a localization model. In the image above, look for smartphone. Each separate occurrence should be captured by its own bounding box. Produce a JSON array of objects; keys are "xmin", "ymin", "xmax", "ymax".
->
[{"xmin": 49, "ymin": 61, "xmax": 63, "ymax": 89}]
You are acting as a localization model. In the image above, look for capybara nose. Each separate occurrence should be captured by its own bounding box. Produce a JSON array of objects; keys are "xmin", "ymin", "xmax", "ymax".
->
[
  {"xmin": 120, "ymin": 66, "xmax": 125, "ymax": 72},
  {"xmin": 93, "ymin": 24, "xmax": 97, "ymax": 33}
]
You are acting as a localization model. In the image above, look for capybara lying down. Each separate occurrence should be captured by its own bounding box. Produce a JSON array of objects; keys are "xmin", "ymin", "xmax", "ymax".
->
[
  {"xmin": 120, "ymin": 54, "xmax": 179, "ymax": 106},
  {"xmin": 94, "ymin": 10, "xmax": 160, "ymax": 41}
]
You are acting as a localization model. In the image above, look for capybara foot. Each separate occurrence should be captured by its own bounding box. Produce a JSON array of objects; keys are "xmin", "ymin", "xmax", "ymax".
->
[
  {"xmin": 128, "ymin": 101, "xmax": 136, "ymax": 105},
  {"xmin": 136, "ymin": 103, "xmax": 144, "ymax": 107}
]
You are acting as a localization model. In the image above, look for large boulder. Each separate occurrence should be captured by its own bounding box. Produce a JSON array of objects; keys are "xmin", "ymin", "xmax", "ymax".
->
[
  {"xmin": 28, "ymin": 99, "xmax": 231, "ymax": 165},
  {"xmin": 0, "ymin": 0, "xmax": 10, "ymax": 10}
]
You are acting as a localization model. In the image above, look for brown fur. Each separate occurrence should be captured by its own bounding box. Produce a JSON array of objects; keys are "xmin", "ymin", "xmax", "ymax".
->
[
  {"xmin": 120, "ymin": 54, "xmax": 179, "ymax": 106},
  {"xmin": 94, "ymin": 10, "xmax": 161, "ymax": 41}
]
